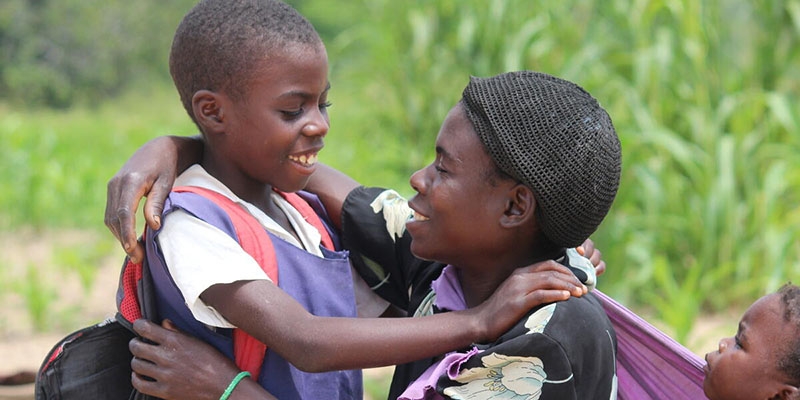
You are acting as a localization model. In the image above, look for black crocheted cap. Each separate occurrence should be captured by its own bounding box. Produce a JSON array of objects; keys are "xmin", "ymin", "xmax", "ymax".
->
[{"xmin": 461, "ymin": 71, "xmax": 621, "ymax": 248}]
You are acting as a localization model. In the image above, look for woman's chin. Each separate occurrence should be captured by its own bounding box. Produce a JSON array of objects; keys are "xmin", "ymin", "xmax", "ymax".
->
[{"xmin": 409, "ymin": 241, "xmax": 435, "ymax": 262}]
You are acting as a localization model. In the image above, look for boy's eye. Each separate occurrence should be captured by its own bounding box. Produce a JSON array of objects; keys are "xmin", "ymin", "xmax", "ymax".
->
[
  {"xmin": 320, "ymin": 101, "xmax": 332, "ymax": 110},
  {"xmin": 434, "ymin": 165, "xmax": 447, "ymax": 174},
  {"xmin": 734, "ymin": 335, "xmax": 743, "ymax": 349},
  {"xmin": 282, "ymin": 108, "xmax": 303, "ymax": 117}
]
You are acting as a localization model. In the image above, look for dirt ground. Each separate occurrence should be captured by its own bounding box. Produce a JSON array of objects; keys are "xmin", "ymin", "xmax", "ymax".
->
[
  {"xmin": 0, "ymin": 229, "xmax": 741, "ymax": 399},
  {"xmin": 0, "ymin": 229, "xmax": 121, "ymax": 399}
]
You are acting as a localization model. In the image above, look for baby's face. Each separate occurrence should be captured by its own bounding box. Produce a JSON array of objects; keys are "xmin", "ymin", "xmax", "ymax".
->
[{"xmin": 703, "ymin": 293, "xmax": 795, "ymax": 399}]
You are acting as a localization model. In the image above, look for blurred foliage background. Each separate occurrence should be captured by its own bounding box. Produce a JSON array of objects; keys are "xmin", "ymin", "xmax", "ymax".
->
[{"xmin": 1, "ymin": 0, "xmax": 798, "ymax": 365}]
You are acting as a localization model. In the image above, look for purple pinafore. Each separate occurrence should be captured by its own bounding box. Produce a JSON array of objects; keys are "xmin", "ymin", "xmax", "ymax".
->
[{"xmin": 146, "ymin": 190, "xmax": 362, "ymax": 400}]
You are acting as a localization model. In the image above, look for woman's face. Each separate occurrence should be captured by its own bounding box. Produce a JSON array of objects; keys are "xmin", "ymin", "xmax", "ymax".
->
[
  {"xmin": 405, "ymin": 104, "xmax": 516, "ymax": 268},
  {"xmin": 703, "ymin": 293, "xmax": 798, "ymax": 399}
]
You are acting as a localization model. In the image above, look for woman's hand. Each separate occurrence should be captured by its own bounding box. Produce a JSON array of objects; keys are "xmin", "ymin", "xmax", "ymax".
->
[
  {"xmin": 129, "ymin": 319, "xmax": 275, "ymax": 400},
  {"xmin": 105, "ymin": 135, "xmax": 202, "ymax": 263}
]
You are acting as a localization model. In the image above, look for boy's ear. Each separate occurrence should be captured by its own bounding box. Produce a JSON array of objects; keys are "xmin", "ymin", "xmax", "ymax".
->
[
  {"xmin": 191, "ymin": 89, "xmax": 226, "ymax": 134},
  {"xmin": 499, "ymin": 183, "xmax": 536, "ymax": 228}
]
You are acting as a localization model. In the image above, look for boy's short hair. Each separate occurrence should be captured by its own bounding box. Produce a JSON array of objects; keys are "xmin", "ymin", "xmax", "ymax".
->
[
  {"xmin": 778, "ymin": 283, "xmax": 800, "ymax": 385},
  {"xmin": 461, "ymin": 71, "xmax": 621, "ymax": 248},
  {"xmin": 169, "ymin": 0, "xmax": 322, "ymax": 124}
]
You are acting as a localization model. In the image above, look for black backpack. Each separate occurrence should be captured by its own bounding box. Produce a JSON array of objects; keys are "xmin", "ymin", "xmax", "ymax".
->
[{"xmin": 34, "ymin": 250, "xmax": 158, "ymax": 400}]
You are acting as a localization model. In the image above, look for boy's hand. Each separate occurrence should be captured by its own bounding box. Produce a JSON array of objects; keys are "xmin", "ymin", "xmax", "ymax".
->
[{"xmin": 474, "ymin": 260, "xmax": 587, "ymax": 342}]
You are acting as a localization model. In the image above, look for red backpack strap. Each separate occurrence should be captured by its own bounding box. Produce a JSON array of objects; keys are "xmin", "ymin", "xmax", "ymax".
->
[
  {"xmin": 118, "ymin": 256, "xmax": 144, "ymax": 322},
  {"xmin": 275, "ymin": 190, "xmax": 335, "ymax": 250},
  {"xmin": 173, "ymin": 186, "xmax": 276, "ymax": 380},
  {"xmin": 117, "ymin": 231, "xmax": 147, "ymax": 325}
]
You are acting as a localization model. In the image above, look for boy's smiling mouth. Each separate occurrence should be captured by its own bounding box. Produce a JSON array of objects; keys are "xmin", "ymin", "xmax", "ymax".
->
[
  {"xmin": 412, "ymin": 211, "xmax": 429, "ymax": 221},
  {"xmin": 288, "ymin": 152, "xmax": 318, "ymax": 167}
]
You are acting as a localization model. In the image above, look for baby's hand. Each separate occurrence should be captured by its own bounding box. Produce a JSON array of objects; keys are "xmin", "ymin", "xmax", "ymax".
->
[{"xmin": 577, "ymin": 237, "xmax": 606, "ymax": 276}]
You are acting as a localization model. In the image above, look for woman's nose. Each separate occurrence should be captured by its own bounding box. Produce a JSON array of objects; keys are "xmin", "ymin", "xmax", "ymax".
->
[{"xmin": 409, "ymin": 167, "xmax": 426, "ymax": 194}]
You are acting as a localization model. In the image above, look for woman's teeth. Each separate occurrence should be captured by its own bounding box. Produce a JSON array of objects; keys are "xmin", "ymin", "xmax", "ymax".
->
[{"xmin": 413, "ymin": 211, "xmax": 429, "ymax": 221}]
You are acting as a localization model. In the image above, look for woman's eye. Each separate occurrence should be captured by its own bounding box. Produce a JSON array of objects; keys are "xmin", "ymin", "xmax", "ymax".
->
[
  {"xmin": 734, "ymin": 336, "xmax": 743, "ymax": 349},
  {"xmin": 320, "ymin": 101, "xmax": 332, "ymax": 110},
  {"xmin": 435, "ymin": 165, "xmax": 447, "ymax": 174}
]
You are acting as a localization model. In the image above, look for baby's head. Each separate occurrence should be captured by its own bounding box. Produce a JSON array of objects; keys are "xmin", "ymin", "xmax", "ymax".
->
[
  {"xmin": 461, "ymin": 71, "xmax": 621, "ymax": 250},
  {"xmin": 704, "ymin": 283, "xmax": 800, "ymax": 400},
  {"xmin": 169, "ymin": 0, "xmax": 323, "ymax": 127}
]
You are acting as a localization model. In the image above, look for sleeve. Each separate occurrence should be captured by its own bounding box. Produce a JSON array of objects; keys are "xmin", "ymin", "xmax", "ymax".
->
[
  {"xmin": 157, "ymin": 209, "xmax": 272, "ymax": 328},
  {"xmin": 435, "ymin": 297, "xmax": 617, "ymax": 399},
  {"xmin": 437, "ymin": 333, "xmax": 578, "ymax": 400},
  {"xmin": 341, "ymin": 186, "xmax": 431, "ymax": 310}
]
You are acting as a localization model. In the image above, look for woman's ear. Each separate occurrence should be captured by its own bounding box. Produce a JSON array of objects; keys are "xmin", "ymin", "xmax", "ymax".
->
[
  {"xmin": 499, "ymin": 183, "xmax": 536, "ymax": 228},
  {"xmin": 777, "ymin": 384, "xmax": 799, "ymax": 400},
  {"xmin": 191, "ymin": 90, "xmax": 225, "ymax": 134}
]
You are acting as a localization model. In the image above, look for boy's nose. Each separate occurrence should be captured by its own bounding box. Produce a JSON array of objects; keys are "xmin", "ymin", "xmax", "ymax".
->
[
  {"xmin": 302, "ymin": 121, "xmax": 328, "ymax": 136},
  {"xmin": 303, "ymin": 112, "xmax": 329, "ymax": 136}
]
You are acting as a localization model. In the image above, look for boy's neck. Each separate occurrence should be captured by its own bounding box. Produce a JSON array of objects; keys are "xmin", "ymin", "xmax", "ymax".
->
[{"xmin": 199, "ymin": 158, "xmax": 295, "ymax": 236}]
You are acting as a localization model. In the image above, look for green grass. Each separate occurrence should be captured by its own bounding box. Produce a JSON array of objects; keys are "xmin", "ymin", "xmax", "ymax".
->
[{"xmin": 0, "ymin": 85, "xmax": 196, "ymax": 229}]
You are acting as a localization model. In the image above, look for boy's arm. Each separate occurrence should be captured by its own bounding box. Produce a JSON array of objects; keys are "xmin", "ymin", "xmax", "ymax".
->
[
  {"xmin": 201, "ymin": 259, "xmax": 586, "ymax": 373},
  {"xmin": 130, "ymin": 259, "xmax": 589, "ymax": 398},
  {"xmin": 105, "ymin": 135, "xmax": 203, "ymax": 263}
]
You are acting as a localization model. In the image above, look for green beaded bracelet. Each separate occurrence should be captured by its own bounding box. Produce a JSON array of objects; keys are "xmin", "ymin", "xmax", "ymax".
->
[{"xmin": 220, "ymin": 371, "xmax": 251, "ymax": 400}]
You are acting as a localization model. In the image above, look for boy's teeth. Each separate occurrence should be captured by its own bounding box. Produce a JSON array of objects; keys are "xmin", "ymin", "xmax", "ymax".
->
[
  {"xmin": 414, "ymin": 211, "xmax": 429, "ymax": 221},
  {"xmin": 290, "ymin": 153, "xmax": 318, "ymax": 166}
]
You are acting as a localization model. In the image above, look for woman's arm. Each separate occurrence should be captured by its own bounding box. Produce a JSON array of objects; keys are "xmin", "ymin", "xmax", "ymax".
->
[
  {"xmin": 105, "ymin": 135, "xmax": 203, "ymax": 263},
  {"xmin": 201, "ymin": 259, "xmax": 586, "ymax": 373},
  {"xmin": 303, "ymin": 163, "xmax": 359, "ymax": 229}
]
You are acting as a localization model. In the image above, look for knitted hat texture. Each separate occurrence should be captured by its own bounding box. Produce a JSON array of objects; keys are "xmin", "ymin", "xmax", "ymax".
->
[{"xmin": 461, "ymin": 71, "xmax": 621, "ymax": 247}]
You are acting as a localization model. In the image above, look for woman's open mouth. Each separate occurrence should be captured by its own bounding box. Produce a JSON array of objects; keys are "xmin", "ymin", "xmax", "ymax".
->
[{"xmin": 412, "ymin": 211, "xmax": 430, "ymax": 221}]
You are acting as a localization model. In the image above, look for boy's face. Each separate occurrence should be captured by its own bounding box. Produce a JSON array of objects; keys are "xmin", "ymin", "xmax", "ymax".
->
[
  {"xmin": 704, "ymin": 293, "xmax": 797, "ymax": 399},
  {"xmin": 405, "ymin": 104, "xmax": 517, "ymax": 268},
  {"xmin": 216, "ymin": 43, "xmax": 330, "ymax": 194}
]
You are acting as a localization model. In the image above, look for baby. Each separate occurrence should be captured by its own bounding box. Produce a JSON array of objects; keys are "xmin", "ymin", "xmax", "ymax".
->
[{"xmin": 703, "ymin": 283, "xmax": 800, "ymax": 400}]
